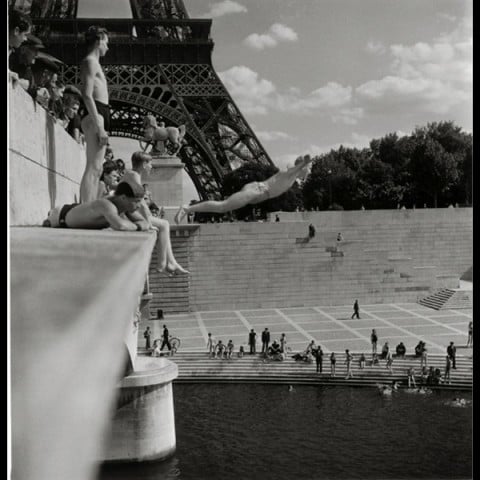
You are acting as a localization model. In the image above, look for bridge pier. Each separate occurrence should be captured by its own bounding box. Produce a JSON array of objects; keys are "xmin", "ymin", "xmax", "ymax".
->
[{"xmin": 103, "ymin": 356, "xmax": 178, "ymax": 463}]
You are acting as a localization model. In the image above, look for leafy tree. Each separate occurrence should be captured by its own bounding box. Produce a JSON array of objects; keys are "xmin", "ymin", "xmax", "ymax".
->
[{"xmin": 409, "ymin": 136, "xmax": 459, "ymax": 208}]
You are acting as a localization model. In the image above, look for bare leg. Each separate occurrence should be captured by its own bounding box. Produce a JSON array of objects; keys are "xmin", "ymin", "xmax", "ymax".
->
[
  {"xmin": 150, "ymin": 217, "xmax": 189, "ymax": 275},
  {"xmin": 174, "ymin": 187, "xmax": 260, "ymax": 224},
  {"xmin": 263, "ymin": 157, "xmax": 314, "ymax": 199},
  {"xmin": 80, "ymin": 115, "xmax": 107, "ymax": 203}
]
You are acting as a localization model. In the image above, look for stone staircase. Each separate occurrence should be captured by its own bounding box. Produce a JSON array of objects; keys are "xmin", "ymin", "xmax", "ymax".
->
[
  {"xmin": 419, "ymin": 288, "xmax": 472, "ymax": 310},
  {"xmin": 148, "ymin": 227, "xmax": 196, "ymax": 314},
  {"xmin": 140, "ymin": 351, "xmax": 473, "ymax": 390}
]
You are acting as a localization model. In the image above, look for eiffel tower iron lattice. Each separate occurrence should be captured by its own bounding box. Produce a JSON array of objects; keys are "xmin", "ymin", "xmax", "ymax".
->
[{"xmin": 11, "ymin": 0, "xmax": 275, "ymax": 201}]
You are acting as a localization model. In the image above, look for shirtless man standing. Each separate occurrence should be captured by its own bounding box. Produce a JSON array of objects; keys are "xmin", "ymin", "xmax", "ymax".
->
[
  {"xmin": 174, "ymin": 156, "xmax": 313, "ymax": 224},
  {"xmin": 79, "ymin": 26, "xmax": 110, "ymax": 203},
  {"xmin": 123, "ymin": 151, "xmax": 189, "ymax": 276},
  {"xmin": 43, "ymin": 181, "xmax": 150, "ymax": 231}
]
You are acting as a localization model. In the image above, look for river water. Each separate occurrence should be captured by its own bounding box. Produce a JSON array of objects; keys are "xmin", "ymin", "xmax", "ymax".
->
[{"xmin": 100, "ymin": 384, "xmax": 472, "ymax": 480}]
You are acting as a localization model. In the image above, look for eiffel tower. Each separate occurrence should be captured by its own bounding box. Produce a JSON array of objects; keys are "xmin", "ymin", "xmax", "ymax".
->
[{"xmin": 10, "ymin": 0, "xmax": 275, "ymax": 200}]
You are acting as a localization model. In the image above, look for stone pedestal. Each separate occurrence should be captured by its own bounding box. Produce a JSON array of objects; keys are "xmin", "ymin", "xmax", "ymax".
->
[
  {"xmin": 143, "ymin": 154, "xmax": 184, "ymax": 209},
  {"xmin": 103, "ymin": 356, "xmax": 178, "ymax": 463}
]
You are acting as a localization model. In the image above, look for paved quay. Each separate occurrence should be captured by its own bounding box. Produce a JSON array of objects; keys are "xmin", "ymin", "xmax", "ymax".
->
[
  {"xmin": 139, "ymin": 302, "xmax": 472, "ymax": 356},
  {"xmin": 138, "ymin": 302, "xmax": 472, "ymax": 389}
]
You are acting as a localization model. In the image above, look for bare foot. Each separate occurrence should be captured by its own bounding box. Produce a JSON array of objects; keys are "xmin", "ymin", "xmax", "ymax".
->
[
  {"xmin": 174, "ymin": 206, "xmax": 187, "ymax": 225},
  {"xmin": 157, "ymin": 262, "xmax": 190, "ymax": 276},
  {"xmin": 166, "ymin": 262, "xmax": 190, "ymax": 275}
]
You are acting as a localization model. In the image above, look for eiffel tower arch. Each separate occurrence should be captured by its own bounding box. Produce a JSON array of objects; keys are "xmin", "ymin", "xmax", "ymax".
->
[{"xmin": 12, "ymin": 0, "xmax": 275, "ymax": 200}]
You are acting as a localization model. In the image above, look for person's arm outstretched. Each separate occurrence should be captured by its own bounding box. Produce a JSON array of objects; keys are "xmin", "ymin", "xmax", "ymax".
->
[{"xmin": 97, "ymin": 201, "xmax": 145, "ymax": 231}]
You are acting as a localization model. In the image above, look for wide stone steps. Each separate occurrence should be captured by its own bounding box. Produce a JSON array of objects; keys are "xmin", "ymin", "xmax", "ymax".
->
[
  {"xmin": 139, "ymin": 352, "xmax": 473, "ymax": 390},
  {"xmin": 419, "ymin": 288, "xmax": 472, "ymax": 310}
]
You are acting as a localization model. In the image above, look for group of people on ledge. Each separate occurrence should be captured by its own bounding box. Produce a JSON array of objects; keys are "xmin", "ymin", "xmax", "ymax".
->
[
  {"xmin": 10, "ymin": 16, "xmax": 314, "ymax": 278},
  {"xmin": 9, "ymin": 9, "xmax": 84, "ymax": 144}
]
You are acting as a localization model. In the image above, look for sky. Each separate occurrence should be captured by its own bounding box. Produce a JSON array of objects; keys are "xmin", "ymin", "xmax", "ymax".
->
[{"xmin": 82, "ymin": 0, "xmax": 472, "ymax": 202}]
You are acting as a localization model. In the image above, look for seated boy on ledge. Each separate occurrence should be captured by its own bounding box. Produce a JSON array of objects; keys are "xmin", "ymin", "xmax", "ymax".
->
[{"xmin": 43, "ymin": 181, "xmax": 151, "ymax": 231}]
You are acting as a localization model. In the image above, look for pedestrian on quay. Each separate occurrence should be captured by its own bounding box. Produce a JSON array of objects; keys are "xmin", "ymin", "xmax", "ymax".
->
[
  {"xmin": 344, "ymin": 349, "xmax": 354, "ymax": 379},
  {"xmin": 330, "ymin": 352, "xmax": 336, "ymax": 377},
  {"xmin": 160, "ymin": 324, "xmax": 171, "ymax": 353},
  {"xmin": 351, "ymin": 299, "xmax": 360, "ymax": 319},
  {"xmin": 279, "ymin": 333, "xmax": 287, "ymax": 357},
  {"xmin": 314, "ymin": 346, "xmax": 324, "ymax": 373},
  {"xmin": 371, "ymin": 329, "xmax": 378, "ymax": 355},
  {"xmin": 444, "ymin": 355, "xmax": 452, "ymax": 384},
  {"xmin": 467, "ymin": 321, "xmax": 473, "ymax": 347},
  {"xmin": 248, "ymin": 329, "xmax": 257, "ymax": 354},
  {"xmin": 143, "ymin": 326, "xmax": 151, "ymax": 350},
  {"xmin": 447, "ymin": 341, "xmax": 457, "ymax": 369},
  {"xmin": 261, "ymin": 328, "xmax": 270, "ymax": 356},
  {"xmin": 207, "ymin": 332, "xmax": 215, "ymax": 357}
]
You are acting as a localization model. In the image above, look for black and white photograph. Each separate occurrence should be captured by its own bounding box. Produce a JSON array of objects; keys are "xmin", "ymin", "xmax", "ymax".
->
[{"xmin": 8, "ymin": 1, "xmax": 472, "ymax": 479}]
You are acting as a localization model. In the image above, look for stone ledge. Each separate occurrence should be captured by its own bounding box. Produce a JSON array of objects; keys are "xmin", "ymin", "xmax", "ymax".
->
[{"xmin": 10, "ymin": 227, "xmax": 156, "ymax": 480}]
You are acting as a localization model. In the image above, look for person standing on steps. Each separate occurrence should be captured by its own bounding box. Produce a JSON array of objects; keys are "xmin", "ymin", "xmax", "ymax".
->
[
  {"xmin": 207, "ymin": 332, "xmax": 215, "ymax": 357},
  {"xmin": 330, "ymin": 352, "xmax": 336, "ymax": 376},
  {"xmin": 447, "ymin": 341, "xmax": 457, "ymax": 369},
  {"xmin": 371, "ymin": 329, "xmax": 378, "ymax": 355},
  {"xmin": 261, "ymin": 328, "xmax": 270, "ymax": 356},
  {"xmin": 143, "ymin": 326, "xmax": 151, "ymax": 350},
  {"xmin": 160, "ymin": 324, "xmax": 171, "ymax": 353},
  {"xmin": 344, "ymin": 349, "xmax": 354, "ymax": 379},
  {"xmin": 79, "ymin": 26, "xmax": 110, "ymax": 203},
  {"xmin": 351, "ymin": 299, "xmax": 360, "ymax": 319},
  {"xmin": 314, "ymin": 346, "xmax": 324, "ymax": 373},
  {"xmin": 467, "ymin": 321, "xmax": 473, "ymax": 347},
  {"xmin": 248, "ymin": 329, "xmax": 257, "ymax": 354}
]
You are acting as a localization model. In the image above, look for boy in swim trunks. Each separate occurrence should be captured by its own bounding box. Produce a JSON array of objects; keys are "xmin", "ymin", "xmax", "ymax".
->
[
  {"xmin": 122, "ymin": 151, "xmax": 189, "ymax": 276},
  {"xmin": 43, "ymin": 181, "xmax": 150, "ymax": 231},
  {"xmin": 174, "ymin": 155, "xmax": 313, "ymax": 224},
  {"xmin": 79, "ymin": 25, "xmax": 110, "ymax": 203}
]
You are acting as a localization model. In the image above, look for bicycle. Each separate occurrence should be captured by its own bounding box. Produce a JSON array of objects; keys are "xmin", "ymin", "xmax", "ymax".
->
[{"xmin": 152, "ymin": 336, "xmax": 181, "ymax": 355}]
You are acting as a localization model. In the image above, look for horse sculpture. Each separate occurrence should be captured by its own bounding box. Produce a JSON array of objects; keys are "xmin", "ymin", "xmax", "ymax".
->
[{"xmin": 140, "ymin": 115, "xmax": 186, "ymax": 156}]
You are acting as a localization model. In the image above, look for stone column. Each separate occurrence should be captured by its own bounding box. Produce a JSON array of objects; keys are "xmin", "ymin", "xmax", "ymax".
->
[
  {"xmin": 143, "ymin": 154, "xmax": 184, "ymax": 223},
  {"xmin": 102, "ymin": 357, "xmax": 178, "ymax": 463}
]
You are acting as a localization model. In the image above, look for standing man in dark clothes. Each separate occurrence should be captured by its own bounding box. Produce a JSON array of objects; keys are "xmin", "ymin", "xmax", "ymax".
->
[
  {"xmin": 314, "ymin": 346, "xmax": 324, "ymax": 373},
  {"xmin": 447, "ymin": 341, "xmax": 457, "ymax": 369},
  {"xmin": 248, "ymin": 329, "xmax": 257, "ymax": 354},
  {"xmin": 143, "ymin": 326, "xmax": 151, "ymax": 350},
  {"xmin": 351, "ymin": 300, "xmax": 360, "ymax": 319},
  {"xmin": 370, "ymin": 329, "xmax": 378, "ymax": 355},
  {"xmin": 261, "ymin": 328, "xmax": 270, "ymax": 355},
  {"xmin": 160, "ymin": 324, "xmax": 171, "ymax": 352}
]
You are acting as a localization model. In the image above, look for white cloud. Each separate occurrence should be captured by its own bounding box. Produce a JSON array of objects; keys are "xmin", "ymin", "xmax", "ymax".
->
[
  {"xmin": 243, "ymin": 33, "xmax": 278, "ymax": 50},
  {"xmin": 218, "ymin": 66, "xmax": 275, "ymax": 115},
  {"xmin": 256, "ymin": 130, "xmax": 294, "ymax": 142},
  {"xmin": 331, "ymin": 107, "xmax": 364, "ymax": 125},
  {"xmin": 219, "ymin": 66, "xmax": 353, "ymax": 118},
  {"xmin": 269, "ymin": 23, "xmax": 298, "ymax": 42},
  {"xmin": 243, "ymin": 23, "xmax": 298, "ymax": 50},
  {"xmin": 198, "ymin": 0, "xmax": 247, "ymax": 19},
  {"xmin": 366, "ymin": 40, "xmax": 386, "ymax": 55},
  {"xmin": 355, "ymin": 17, "xmax": 472, "ymax": 117},
  {"xmin": 220, "ymin": 66, "xmax": 360, "ymax": 125}
]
